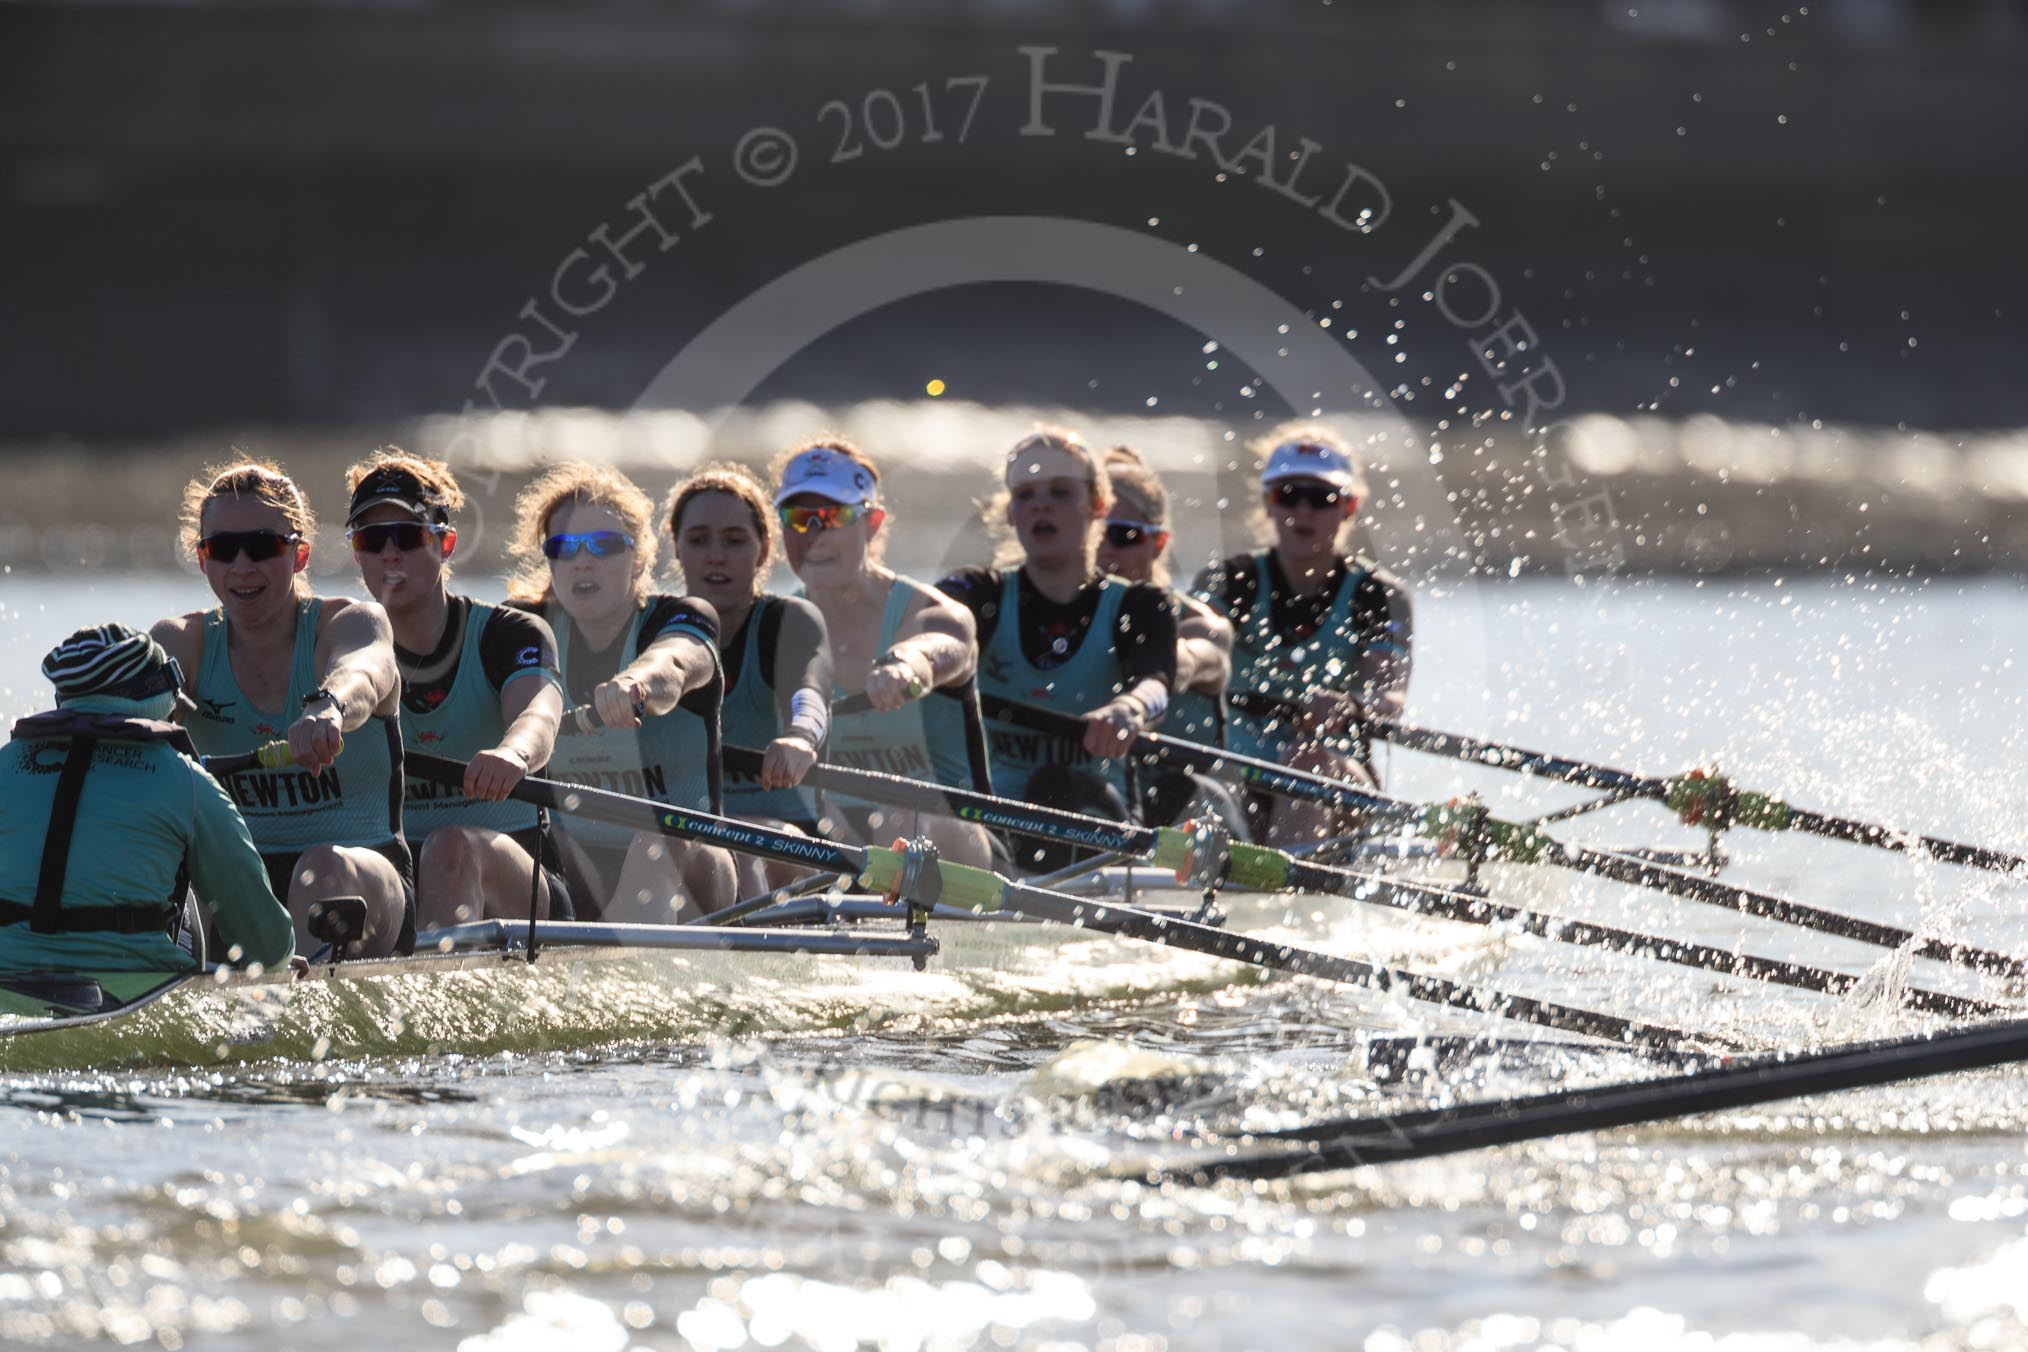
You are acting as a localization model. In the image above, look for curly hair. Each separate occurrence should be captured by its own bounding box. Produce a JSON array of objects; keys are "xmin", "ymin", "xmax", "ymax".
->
[
  {"xmin": 177, "ymin": 456, "xmax": 317, "ymax": 597},
  {"xmin": 665, "ymin": 462, "xmax": 778, "ymax": 595},
  {"xmin": 505, "ymin": 461, "xmax": 660, "ymax": 606}
]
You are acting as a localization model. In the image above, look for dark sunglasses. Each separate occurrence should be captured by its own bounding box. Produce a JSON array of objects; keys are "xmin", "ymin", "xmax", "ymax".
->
[
  {"xmin": 778, "ymin": 502, "xmax": 873, "ymax": 535},
  {"xmin": 347, "ymin": 522, "xmax": 444, "ymax": 554},
  {"xmin": 543, "ymin": 530, "xmax": 635, "ymax": 560},
  {"xmin": 1102, "ymin": 520, "xmax": 1167, "ymax": 548},
  {"xmin": 1269, "ymin": 481, "xmax": 1345, "ymax": 511},
  {"xmin": 197, "ymin": 530, "xmax": 302, "ymax": 564}
]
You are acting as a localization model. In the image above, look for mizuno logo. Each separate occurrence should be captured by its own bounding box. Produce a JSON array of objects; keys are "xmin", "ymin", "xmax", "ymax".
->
[{"xmin": 196, "ymin": 696, "xmax": 234, "ymax": 721}]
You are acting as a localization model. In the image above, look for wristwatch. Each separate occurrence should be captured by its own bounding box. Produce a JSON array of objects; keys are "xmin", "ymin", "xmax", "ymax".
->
[{"xmin": 301, "ymin": 686, "xmax": 341, "ymax": 714}]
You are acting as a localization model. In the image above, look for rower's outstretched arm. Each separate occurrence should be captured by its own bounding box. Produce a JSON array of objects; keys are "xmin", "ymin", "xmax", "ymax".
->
[
  {"xmin": 464, "ymin": 674, "xmax": 563, "ymax": 801},
  {"xmin": 618, "ymin": 629, "xmax": 720, "ymax": 718},
  {"xmin": 903, "ymin": 590, "xmax": 978, "ymax": 688},
  {"xmin": 460, "ymin": 606, "xmax": 567, "ymax": 801},
  {"xmin": 867, "ymin": 587, "xmax": 977, "ymax": 710},
  {"xmin": 287, "ymin": 599, "xmax": 400, "ymax": 770},
  {"xmin": 310, "ymin": 599, "xmax": 402, "ymax": 727}
]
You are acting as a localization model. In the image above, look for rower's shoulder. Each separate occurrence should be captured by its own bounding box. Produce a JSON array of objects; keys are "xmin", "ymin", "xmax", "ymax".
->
[
  {"xmin": 149, "ymin": 609, "xmax": 211, "ymax": 670},
  {"xmin": 308, "ymin": 596, "xmax": 394, "ymax": 659},
  {"xmin": 894, "ymin": 575, "xmax": 975, "ymax": 636},
  {"xmin": 762, "ymin": 591, "xmax": 828, "ymax": 649},
  {"xmin": 641, "ymin": 592, "xmax": 720, "ymax": 645}
]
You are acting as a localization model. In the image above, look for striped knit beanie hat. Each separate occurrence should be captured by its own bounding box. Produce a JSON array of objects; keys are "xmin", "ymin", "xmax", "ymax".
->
[{"xmin": 42, "ymin": 624, "xmax": 173, "ymax": 702}]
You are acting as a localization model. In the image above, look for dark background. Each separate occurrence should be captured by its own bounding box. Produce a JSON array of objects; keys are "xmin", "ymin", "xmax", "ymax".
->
[{"xmin": 3, "ymin": 0, "xmax": 2024, "ymax": 443}]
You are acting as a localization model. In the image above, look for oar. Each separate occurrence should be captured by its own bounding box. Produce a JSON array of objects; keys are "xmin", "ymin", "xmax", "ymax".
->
[
  {"xmin": 199, "ymin": 743, "xmax": 293, "ymax": 776},
  {"xmin": 1370, "ymin": 717, "xmax": 2028, "ymax": 876},
  {"xmin": 1147, "ymin": 827, "xmax": 2008, "ymax": 1021},
  {"xmin": 978, "ymin": 694, "xmax": 2028, "ymax": 982},
  {"xmin": 734, "ymin": 747, "xmax": 2002, "ymax": 1021},
  {"xmin": 1147, "ymin": 1010, "xmax": 2028, "ymax": 1181},
  {"xmin": 198, "ymin": 700, "xmax": 624, "ymax": 774},
  {"xmin": 402, "ymin": 751, "xmax": 1718, "ymax": 1051}
]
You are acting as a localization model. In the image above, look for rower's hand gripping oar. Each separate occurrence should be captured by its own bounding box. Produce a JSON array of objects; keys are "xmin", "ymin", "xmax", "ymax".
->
[
  {"xmin": 558, "ymin": 700, "xmax": 648, "ymax": 737},
  {"xmin": 979, "ymin": 692, "xmax": 2028, "ymax": 983},
  {"xmin": 198, "ymin": 742, "xmax": 295, "ymax": 776},
  {"xmin": 400, "ymin": 750, "xmax": 1718, "ymax": 1052}
]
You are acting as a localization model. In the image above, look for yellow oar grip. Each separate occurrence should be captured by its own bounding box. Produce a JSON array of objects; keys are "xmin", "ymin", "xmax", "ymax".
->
[
  {"xmin": 256, "ymin": 740, "xmax": 294, "ymax": 769},
  {"xmin": 1150, "ymin": 827, "xmax": 1292, "ymax": 891},
  {"xmin": 856, "ymin": 847, "xmax": 1007, "ymax": 914}
]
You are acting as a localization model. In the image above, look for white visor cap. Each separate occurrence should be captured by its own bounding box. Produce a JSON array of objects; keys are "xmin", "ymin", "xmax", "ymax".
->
[
  {"xmin": 775, "ymin": 448, "xmax": 878, "ymax": 506},
  {"xmin": 1259, "ymin": 439, "xmax": 1359, "ymax": 490}
]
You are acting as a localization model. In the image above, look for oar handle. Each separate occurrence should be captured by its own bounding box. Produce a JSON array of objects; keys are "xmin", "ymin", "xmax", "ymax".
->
[
  {"xmin": 830, "ymin": 684, "xmax": 929, "ymax": 720},
  {"xmin": 557, "ymin": 700, "xmax": 648, "ymax": 737},
  {"xmin": 201, "ymin": 740, "xmax": 294, "ymax": 775}
]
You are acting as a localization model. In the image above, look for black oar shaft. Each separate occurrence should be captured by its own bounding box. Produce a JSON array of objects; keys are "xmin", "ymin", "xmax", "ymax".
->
[
  {"xmin": 721, "ymin": 745, "xmax": 1157, "ymax": 855},
  {"xmin": 1373, "ymin": 720, "xmax": 1666, "ymax": 797},
  {"xmin": 991, "ymin": 881, "xmax": 1708, "ymax": 1052},
  {"xmin": 1784, "ymin": 806, "xmax": 2026, "ymax": 874},
  {"xmin": 754, "ymin": 733, "xmax": 1999, "ymax": 1017},
  {"xmin": 1155, "ymin": 1012, "xmax": 2028, "ymax": 1180},
  {"xmin": 976, "ymin": 692, "xmax": 1407, "ymax": 821},
  {"xmin": 1371, "ymin": 717, "xmax": 2028, "ymax": 877},
  {"xmin": 973, "ymin": 694, "xmax": 2028, "ymax": 980},
  {"xmin": 1557, "ymin": 842, "xmax": 2028, "ymax": 980},
  {"xmin": 404, "ymin": 752, "xmax": 866, "ymax": 878},
  {"xmin": 411, "ymin": 751, "xmax": 1703, "ymax": 1050},
  {"xmin": 1284, "ymin": 860, "xmax": 2001, "ymax": 1020}
]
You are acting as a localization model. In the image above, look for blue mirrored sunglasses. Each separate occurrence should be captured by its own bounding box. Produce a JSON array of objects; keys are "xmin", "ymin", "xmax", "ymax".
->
[{"xmin": 543, "ymin": 531, "xmax": 635, "ymax": 560}]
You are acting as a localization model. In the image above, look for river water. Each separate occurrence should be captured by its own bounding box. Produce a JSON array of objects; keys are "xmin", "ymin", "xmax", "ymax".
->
[{"xmin": 2, "ymin": 569, "xmax": 2027, "ymax": 1349}]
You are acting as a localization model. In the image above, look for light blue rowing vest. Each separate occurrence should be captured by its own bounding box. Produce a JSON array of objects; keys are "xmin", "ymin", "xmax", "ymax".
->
[
  {"xmin": 186, "ymin": 599, "xmax": 404, "ymax": 853},
  {"xmin": 1224, "ymin": 552, "xmax": 1371, "ymax": 763},
  {"xmin": 399, "ymin": 599, "xmax": 558, "ymax": 842},
  {"xmin": 543, "ymin": 598, "xmax": 718, "ymax": 851},
  {"xmin": 976, "ymin": 570, "xmax": 1130, "ymax": 803},
  {"xmin": 719, "ymin": 597, "xmax": 820, "ymax": 824},
  {"xmin": 821, "ymin": 577, "xmax": 979, "ymax": 811}
]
